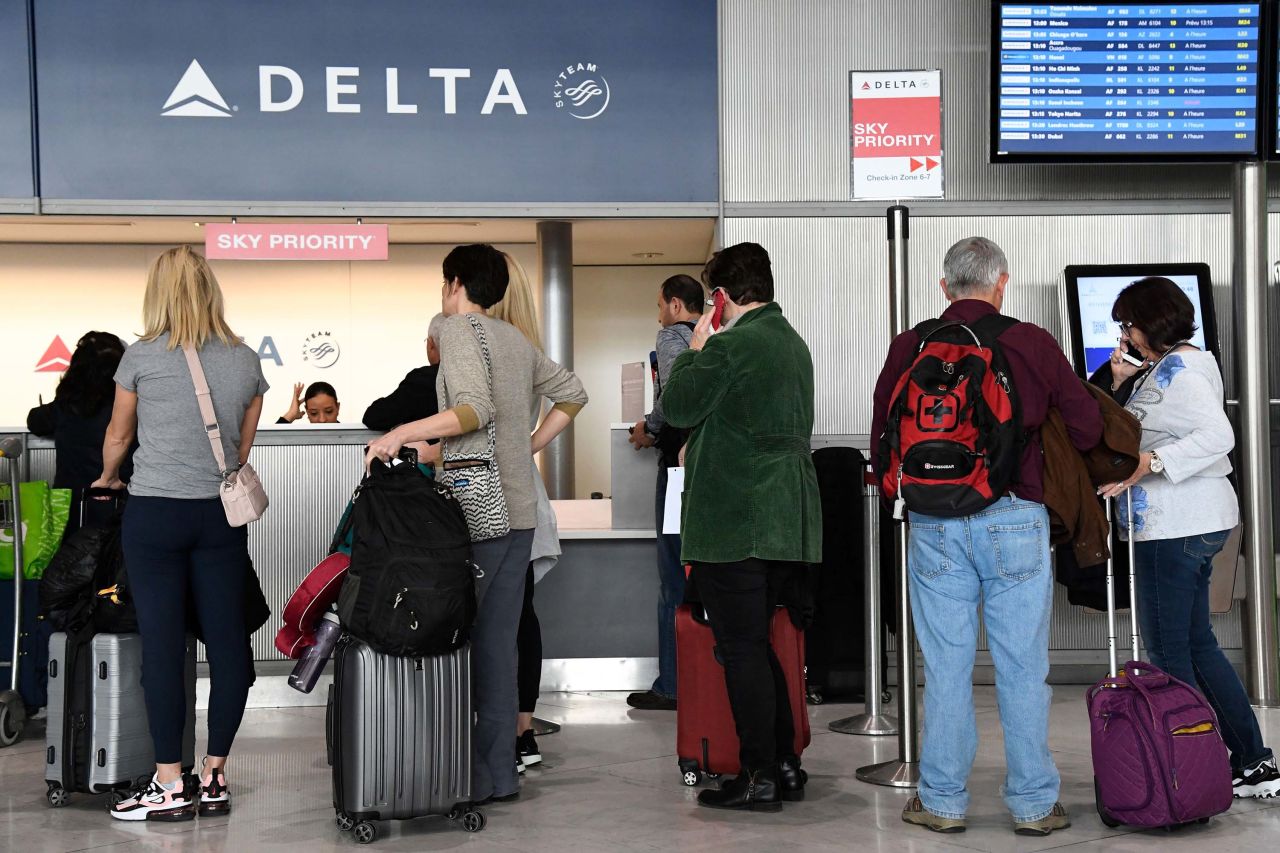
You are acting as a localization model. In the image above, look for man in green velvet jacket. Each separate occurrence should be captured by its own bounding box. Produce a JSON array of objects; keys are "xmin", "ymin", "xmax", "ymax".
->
[{"xmin": 662, "ymin": 241, "xmax": 821, "ymax": 813}]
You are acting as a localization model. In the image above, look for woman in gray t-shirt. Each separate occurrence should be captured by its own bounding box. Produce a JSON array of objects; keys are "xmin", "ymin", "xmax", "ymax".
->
[
  {"xmin": 93, "ymin": 246, "xmax": 267, "ymax": 822},
  {"xmin": 1101, "ymin": 276, "xmax": 1277, "ymax": 798}
]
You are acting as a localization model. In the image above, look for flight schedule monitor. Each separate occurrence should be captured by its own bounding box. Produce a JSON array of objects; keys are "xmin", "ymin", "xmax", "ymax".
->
[{"xmin": 992, "ymin": 3, "xmax": 1264, "ymax": 162}]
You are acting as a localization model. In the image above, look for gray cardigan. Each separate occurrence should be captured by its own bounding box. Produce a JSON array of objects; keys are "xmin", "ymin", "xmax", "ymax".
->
[{"xmin": 436, "ymin": 313, "xmax": 587, "ymax": 530}]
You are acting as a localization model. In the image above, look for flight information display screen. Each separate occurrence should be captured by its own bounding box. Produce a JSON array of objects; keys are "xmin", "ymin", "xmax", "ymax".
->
[{"xmin": 992, "ymin": 3, "xmax": 1264, "ymax": 162}]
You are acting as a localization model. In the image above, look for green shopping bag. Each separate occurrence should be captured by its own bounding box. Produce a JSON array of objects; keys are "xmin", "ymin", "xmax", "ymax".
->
[{"xmin": 0, "ymin": 481, "xmax": 72, "ymax": 580}]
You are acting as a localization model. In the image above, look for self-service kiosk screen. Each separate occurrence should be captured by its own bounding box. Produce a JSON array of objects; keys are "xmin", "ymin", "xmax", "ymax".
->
[
  {"xmin": 992, "ymin": 2, "xmax": 1264, "ymax": 162},
  {"xmin": 1063, "ymin": 263, "xmax": 1218, "ymax": 377}
]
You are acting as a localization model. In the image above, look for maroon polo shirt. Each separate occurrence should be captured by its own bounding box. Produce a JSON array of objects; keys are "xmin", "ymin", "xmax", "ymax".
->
[{"xmin": 870, "ymin": 299, "xmax": 1102, "ymax": 504}]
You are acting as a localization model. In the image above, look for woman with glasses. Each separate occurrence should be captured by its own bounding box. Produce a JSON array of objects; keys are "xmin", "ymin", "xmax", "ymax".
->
[{"xmin": 1099, "ymin": 276, "xmax": 1278, "ymax": 800}]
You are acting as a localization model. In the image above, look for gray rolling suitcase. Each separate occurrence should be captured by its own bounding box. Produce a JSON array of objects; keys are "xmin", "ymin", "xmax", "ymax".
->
[
  {"xmin": 327, "ymin": 636, "xmax": 485, "ymax": 844},
  {"xmin": 45, "ymin": 632, "xmax": 196, "ymax": 807}
]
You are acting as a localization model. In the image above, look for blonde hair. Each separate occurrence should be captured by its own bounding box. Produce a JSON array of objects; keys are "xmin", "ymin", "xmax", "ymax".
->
[
  {"xmin": 141, "ymin": 246, "xmax": 237, "ymax": 350},
  {"xmin": 490, "ymin": 253, "xmax": 543, "ymax": 351}
]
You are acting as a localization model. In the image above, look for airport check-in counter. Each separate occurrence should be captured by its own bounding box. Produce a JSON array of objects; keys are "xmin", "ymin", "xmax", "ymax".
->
[
  {"xmin": 11, "ymin": 424, "xmax": 1251, "ymax": 693},
  {"xmin": 14, "ymin": 425, "xmax": 665, "ymax": 692}
]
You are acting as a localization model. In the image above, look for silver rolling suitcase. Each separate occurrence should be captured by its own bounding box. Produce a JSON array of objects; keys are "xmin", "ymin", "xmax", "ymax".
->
[
  {"xmin": 45, "ymin": 632, "xmax": 195, "ymax": 806},
  {"xmin": 327, "ymin": 636, "xmax": 485, "ymax": 844}
]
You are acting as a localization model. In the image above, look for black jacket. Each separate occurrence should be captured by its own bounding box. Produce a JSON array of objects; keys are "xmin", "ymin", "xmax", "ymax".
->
[
  {"xmin": 362, "ymin": 365, "xmax": 440, "ymax": 431},
  {"xmin": 27, "ymin": 399, "xmax": 133, "ymax": 491}
]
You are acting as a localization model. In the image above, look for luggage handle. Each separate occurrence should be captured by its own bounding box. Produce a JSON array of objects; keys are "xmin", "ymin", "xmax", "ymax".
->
[{"xmin": 1104, "ymin": 488, "xmax": 1141, "ymax": 679}]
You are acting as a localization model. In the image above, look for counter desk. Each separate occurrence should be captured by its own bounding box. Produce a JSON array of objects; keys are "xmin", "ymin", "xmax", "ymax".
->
[{"xmin": 10, "ymin": 426, "xmax": 664, "ymax": 694}]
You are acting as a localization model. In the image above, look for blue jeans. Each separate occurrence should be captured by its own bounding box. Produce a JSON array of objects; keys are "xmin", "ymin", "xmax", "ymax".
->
[
  {"xmin": 908, "ymin": 496, "xmax": 1059, "ymax": 822},
  {"xmin": 652, "ymin": 464, "xmax": 685, "ymax": 699},
  {"xmin": 1134, "ymin": 532, "xmax": 1272, "ymax": 773}
]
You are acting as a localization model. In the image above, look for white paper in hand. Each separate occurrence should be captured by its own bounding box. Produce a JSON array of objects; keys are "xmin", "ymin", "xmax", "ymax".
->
[{"xmin": 662, "ymin": 467, "xmax": 685, "ymax": 535}]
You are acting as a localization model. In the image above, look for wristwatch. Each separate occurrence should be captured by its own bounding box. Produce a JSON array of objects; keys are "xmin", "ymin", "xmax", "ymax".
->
[{"xmin": 1149, "ymin": 451, "xmax": 1165, "ymax": 475}]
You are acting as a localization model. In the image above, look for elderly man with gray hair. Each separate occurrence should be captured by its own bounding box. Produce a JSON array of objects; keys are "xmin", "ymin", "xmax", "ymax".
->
[
  {"xmin": 362, "ymin": 313, "xmax": 448, "ymax": 432},
  {"xmin": 871, "ymin": 237, "xmax": 1102, "ymax": 837}
]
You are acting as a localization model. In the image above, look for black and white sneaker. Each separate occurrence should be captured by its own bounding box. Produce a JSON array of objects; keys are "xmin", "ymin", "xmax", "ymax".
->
[
  {"xmin": 1234, "ymin": 756, "xmax": 1280, "ymax": 799},
  {"xmin": 518, "ymin": 730, "xmax": 542, "ymax": 768},
  {"xmin": 109, "ymin": 774, "xmax": 197, "ymax": 822},
  {"xmin": 199, "ymin": 762, "xmax": 231, "ymax": 816}
]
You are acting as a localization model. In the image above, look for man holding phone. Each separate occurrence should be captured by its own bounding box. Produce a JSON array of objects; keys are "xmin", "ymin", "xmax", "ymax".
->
[
  {"xmin": 626, "ymin": 274, "xmax": 704, "ymax": 711},
  {"xmin": 662, "ymin": 242, "xmax": 821, "ymax": 811}
]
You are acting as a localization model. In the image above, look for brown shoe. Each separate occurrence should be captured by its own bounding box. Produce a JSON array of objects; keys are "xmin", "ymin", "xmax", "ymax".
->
[
  {"xmin": 1014, "ymin": 802, "xmax": 1071, "ymax": 836},
  {"xmin": 901, "ymin": 796, "xmax": 965, "ymax": 833}
]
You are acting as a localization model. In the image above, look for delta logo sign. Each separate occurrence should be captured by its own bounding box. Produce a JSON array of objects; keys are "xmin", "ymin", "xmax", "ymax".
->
[
  {"xmin": 161, "ymin": 58, "xmax": 612, "ymax": 121},
  {"xmin": 33, "ymin": 334, "xmax": 336, "ymax": 372}
]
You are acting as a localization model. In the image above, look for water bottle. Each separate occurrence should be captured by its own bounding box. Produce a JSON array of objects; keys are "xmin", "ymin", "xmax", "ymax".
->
[{"xmin": 288, "ymin": 612, "xmax": 341, "ymax": 694}]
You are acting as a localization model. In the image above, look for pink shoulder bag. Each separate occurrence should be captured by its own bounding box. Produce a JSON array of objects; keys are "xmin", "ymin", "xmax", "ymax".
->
[{"xmin": 183, "ymin": 344, "xmax": 269, "ymax": 526}]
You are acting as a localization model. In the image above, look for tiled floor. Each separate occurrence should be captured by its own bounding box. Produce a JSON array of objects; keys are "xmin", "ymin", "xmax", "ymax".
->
[{"xmin": 1, "ymin": 686, "xmax": 1278, "ymax": 852}]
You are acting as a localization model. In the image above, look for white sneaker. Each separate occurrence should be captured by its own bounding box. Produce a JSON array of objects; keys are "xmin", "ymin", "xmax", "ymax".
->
[
  {"xmin": 1234, "ymin": 757, "xmax": 1280, "ymax": 799},
  {"xmin": 199, "ymin": 762, "xmax": 232, "ymax": 816},
  {"xmin": 109, "ymin": 774, "xmax": 197, "ymax": 822}
]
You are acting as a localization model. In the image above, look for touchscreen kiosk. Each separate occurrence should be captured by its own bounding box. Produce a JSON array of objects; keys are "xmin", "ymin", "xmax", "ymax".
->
[{"xmin": 1063, "ymin": 262, "xmax": 1220, "ymax": 378}]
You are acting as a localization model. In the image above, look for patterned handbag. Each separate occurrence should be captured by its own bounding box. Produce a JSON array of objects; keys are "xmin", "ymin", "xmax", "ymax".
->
[{"xmin": 438, "ymin": 315, "xmax": 511, "ymax": 542}]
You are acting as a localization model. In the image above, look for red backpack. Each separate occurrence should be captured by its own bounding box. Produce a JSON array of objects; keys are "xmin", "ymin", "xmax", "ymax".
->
[{"xmin": 878, "ymin": 315, "xmax": 1024, "ymax": 518}]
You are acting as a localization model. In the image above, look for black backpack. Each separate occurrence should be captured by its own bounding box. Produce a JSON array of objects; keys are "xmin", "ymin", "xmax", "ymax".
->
[{"xmin": 337, "ymin": 456, "xmax": 477, "ymax": 657}]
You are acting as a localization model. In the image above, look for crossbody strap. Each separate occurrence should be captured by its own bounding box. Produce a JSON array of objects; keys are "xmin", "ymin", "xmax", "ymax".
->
[
  {"xmin": 444, "ymin": 315, "xmax": 499, "ymax": 462},
  {"xmin": 182, "ymin": 344, "xmax": 231, "ymax": 478}
]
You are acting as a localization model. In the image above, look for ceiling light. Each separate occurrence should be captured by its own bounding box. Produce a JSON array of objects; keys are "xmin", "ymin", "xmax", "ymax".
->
[{"xmin": 632, "ymin": 251, "xmax": 665, "ymax": 259}]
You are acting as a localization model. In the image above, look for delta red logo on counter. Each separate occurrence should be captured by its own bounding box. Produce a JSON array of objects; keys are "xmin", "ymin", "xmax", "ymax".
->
[
  {"xmin": 35, "ymin": 336, "xmax": 73, "ymax": 373},
  {"xmin": 206, "ymin": 224, "xmax": 389, "ymax": 261}
]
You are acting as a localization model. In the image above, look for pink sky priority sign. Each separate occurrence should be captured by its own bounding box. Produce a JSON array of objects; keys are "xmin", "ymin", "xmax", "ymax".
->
[{"xmin": 206, "ymin": 224, "xmax": 389, "ymax": 261}]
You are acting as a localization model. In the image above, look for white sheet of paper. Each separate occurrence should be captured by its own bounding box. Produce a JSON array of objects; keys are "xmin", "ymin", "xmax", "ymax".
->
[{"xmin": 662, "ymin": 467, "xmax": 685, "ymax": 535}]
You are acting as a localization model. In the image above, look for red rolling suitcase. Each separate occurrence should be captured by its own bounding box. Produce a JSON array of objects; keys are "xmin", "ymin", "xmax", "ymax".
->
[{"xmin": 675, "ymin": 604, "xmax": 810, "ymax": 786}]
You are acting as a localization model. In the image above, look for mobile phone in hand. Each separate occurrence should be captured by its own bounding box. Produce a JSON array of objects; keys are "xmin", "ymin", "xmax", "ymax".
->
[
  {"xmin": 1119, "ymin": 351, "xmax": 1144, "ymax": 368},
  {"xmin": 710, "ymin": 289, "xmax": 727, "ymax": 330}
]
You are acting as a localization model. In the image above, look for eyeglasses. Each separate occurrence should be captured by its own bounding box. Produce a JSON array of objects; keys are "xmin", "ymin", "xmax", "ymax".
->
[{"xmin": 1117, "ymin": 321, "xmax": 1134, "ymax": 334}]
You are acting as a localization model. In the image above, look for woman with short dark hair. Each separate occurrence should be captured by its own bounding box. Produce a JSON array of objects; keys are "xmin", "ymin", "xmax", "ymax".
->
[
  {"xmin": 1100, "ymin": 276, "xmax": 1278, "ymax": 799},
  {"xmin": 366, "ymin": 243, "xmax": 587, "ymax": 804}
]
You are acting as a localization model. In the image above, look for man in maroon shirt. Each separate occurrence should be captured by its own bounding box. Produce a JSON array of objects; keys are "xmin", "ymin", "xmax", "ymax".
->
[{"xmin": 872, "ymin": 237, "xmax": 1101, "ymax": 838}]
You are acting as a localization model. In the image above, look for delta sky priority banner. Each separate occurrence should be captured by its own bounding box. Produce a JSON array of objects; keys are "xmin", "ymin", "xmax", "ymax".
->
[{"xmin": 849, "ymin": 69, "xmax": 944, "ymax": 200}]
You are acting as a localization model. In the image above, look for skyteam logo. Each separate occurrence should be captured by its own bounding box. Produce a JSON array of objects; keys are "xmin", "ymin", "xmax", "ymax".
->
[
  {"xmin": 553, "ymin": 61, "xmax": 610, "ymax": 120},
  {"xmin": 162, "ymin": 59, "xmax": 233, "ymax": 117},
  {"xmin": 301, "ymin": 332, "xmax": 341, "ymax": 369}
]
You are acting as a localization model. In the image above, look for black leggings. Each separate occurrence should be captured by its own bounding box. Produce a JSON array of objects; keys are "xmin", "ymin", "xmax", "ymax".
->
[
  {"xmin": 516, "ymin": 563, "xmax": 541, "ymax": 714},
  {"xmin": 122, "ymin": 496, "xmax": 252, "ymax": 763}
]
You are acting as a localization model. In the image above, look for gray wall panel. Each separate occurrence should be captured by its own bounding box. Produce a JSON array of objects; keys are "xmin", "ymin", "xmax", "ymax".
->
[
  {"xmin": 724, "ymin": 213, "xmax": 1240, "ymax": 434},
  {"xmin": 720, "ymin": 0, "xmax": 1247, "ymax": 203}
]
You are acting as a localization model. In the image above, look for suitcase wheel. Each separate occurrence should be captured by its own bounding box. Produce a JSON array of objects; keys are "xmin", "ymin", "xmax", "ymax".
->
[
  {"xmin": 46, "ymin": 783, "xmax": 69, "ymax": 808},
  {"xmin": 460, "ymin": 810, "xmax": 486, "ymax": 833},
  {"xmin": 806, "ymin": 687, "xmax": 825, "ymax": 706},
  {"xmin": 679, "ymin": 759, "xmax": 703, "ymax": 787},
  {"xmin": 335, "ymin": 811, "xmax": 356, "ymax": 832},
  {"xmin": 353, "ymin": 821, "xmax": 378, "ymax": 844}
]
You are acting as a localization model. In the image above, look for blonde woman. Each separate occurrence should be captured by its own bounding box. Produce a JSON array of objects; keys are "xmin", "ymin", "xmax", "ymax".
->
[
  {"xmin": 93, "ymin": 246, "xmax": 267, "ymax": 822},
  {"xmin": 490, "ymin": 253, "xmax": 559, "ymax": 770}
]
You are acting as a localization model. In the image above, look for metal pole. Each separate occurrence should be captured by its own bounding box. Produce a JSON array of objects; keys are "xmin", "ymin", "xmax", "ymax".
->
[
  {"xmin": 1231, "ymin": 162, "xmax": 1280, "ymax": 707},
  {"xmin": 829, "ymin": 473, "xmax": 898, "ymax": 736},
  {"xmin": 7, "ymin": 458, "xmax": 23, "ymax": 692},
  {"xmin": 537, "ymin": 220, "xmax": 575, "ymax": 499},
  {"xmin": 857, "ymin": 204, "xmax": 920, "ymax": 787}
]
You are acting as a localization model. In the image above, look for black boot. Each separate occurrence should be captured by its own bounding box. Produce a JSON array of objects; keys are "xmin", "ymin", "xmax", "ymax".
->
[
  {"xmin": 778, "ymin": 755, "xmax": 807, "ymax": 802},
  {"xmin": 696, "ymin": 768, "xmax": 782, "ymax": 812}
]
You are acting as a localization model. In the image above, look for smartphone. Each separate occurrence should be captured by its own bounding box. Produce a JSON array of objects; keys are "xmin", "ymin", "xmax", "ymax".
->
[
  {"xmin": 1119, "ymin": 350, "xmax": 1144, "ymax": 368},
  {"xmin": 710, "ymin": 289, "xmax": 727, "ymax": 331}
]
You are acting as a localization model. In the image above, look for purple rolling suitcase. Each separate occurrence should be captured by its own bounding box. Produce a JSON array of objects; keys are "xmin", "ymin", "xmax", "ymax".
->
[{"xmin": 1087, "ymin": 491, "xmax": 1234, "ymax": 829}]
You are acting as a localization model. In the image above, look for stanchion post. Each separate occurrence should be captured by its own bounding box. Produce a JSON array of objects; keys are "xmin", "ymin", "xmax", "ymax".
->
[
  {"xmin": 829, "ymin": 471, "xmax": 898, "ymax": 736},
  {"xmin": 856, "ymin": 204, "xmax": 920, "ymax": 788}
]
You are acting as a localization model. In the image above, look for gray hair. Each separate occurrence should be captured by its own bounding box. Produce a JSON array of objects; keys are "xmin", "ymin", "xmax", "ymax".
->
[
  {"xmin": 942, "ymin": 237, "xmax": 1008, "ymax": 299},
  {"xmin": 427, "ymin": 312, "xmax": 447, "ymax": 343}
]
